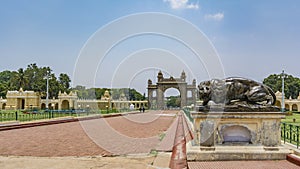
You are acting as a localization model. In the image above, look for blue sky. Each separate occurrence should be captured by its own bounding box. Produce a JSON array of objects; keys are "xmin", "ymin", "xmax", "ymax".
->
[{"xmin": 0, "ymin": 0, "xmax": 299, "ymax": 94}]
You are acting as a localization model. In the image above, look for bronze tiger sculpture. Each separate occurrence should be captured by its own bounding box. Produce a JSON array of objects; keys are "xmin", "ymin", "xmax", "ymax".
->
[{"xmin": 198, "ymin": 77, "xmax": 276, "ymax": 106}]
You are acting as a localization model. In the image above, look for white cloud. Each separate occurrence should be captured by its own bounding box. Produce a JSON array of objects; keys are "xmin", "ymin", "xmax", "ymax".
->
[
  {"xmin": 205, "ymin": 12, "xmax": 224, "ymax": 21},
  {"xmin": 164, "ymin": 0, "xmax": 199, "ymax": 10}
]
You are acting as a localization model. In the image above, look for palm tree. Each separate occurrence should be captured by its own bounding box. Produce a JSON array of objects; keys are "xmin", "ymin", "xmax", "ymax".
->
[
  {"xmin": 59, "ymin": 73, "xmax": 71, "ymax": 92},
  {"xmin": 12, "ymin": 68, "xmax": 29, "ymax": 90}
]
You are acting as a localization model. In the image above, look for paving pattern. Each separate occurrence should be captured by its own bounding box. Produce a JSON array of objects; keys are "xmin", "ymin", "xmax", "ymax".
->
[
  {"xmin": 188, "ymin": 160, "xmax": 300, "ymax": 169},
  {"xmin": 0, "ymin": 110, "xmax": 176, "ymax": 157},
  {"xmin": 1, "ymin": 110, "xmax": 300, "ymax": 169}
]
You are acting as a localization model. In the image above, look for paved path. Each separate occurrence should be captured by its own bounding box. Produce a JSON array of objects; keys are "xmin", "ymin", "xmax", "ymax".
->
[
  {"xmin": 188, "ymin": 160, "xmax": 300, "ymax": 169},
  {"xmin": 0, "ymin": 110, "xmax": 176, "ymax": 156},
  {"xmin": 1, "ymin": 110, "xmax": 300, "ymax": 169},
  {"xmin": 0, "ymin": 155, "xmax": 157, "ymax": 169}
]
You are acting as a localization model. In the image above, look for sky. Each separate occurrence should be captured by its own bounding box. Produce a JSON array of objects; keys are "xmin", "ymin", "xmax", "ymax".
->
[{"xmin": 0, "ymin": 0, "xmax": 300, "ymax": 95}]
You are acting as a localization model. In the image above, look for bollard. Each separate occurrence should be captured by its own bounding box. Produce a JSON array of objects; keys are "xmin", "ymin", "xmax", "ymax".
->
[{"xmin": 15, "ymin": 111, "xmax": 18, "ymax": 121}]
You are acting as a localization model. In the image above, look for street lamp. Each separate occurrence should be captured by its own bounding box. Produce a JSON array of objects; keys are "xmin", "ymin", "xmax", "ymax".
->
[
  {"xmin": 51, "ymin": 103, "xmax": 55, "ymax": 118},
  {"xmin": 86, "ymin": 105, "xmax": 90, "ymax": 116},
  {"xmin": 44, "ymin": 71, "xmax": 50, "ymax": 111},
  {"xmin": 279, "ymin": 69, "xmax": 287, "ymax": 112}
]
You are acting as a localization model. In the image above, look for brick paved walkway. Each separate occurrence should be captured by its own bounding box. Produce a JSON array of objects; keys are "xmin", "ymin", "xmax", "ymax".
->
[
  {"xmin": 188, "ymin": 160, "xmax": 300, "ymax": 169},
  {"xmin": 0, "ymin": 111, "xmax": 176, "ymax": 156},
  {"xmin": 2, "ymin": 110, "xmax": 300, "ymax": 169},
  {"xmin": 157, "ymin": 115, "xmax": 178, "ymax": 152}
]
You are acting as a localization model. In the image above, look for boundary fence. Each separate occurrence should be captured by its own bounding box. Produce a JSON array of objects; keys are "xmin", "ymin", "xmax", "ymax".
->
[
  {"xmin": 0, "ymin": 110, "xmax": 104, "ymax": 122},
  {"xmin": 281, "ymin": 122, "xmax": 300, "ymax": 148}
]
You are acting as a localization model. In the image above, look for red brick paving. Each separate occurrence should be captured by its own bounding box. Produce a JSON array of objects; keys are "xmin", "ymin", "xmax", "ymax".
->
[
  {"xmin": 79, "ymin": 110, "xmax": 176, "ymax": 155},
  {"xmin": 0, "ymin": 111, "xmax": 176, "ymax": 157},
  {"xmin": 1, "ymin": 110, "xmax": 299, "ymax": 169},
  {"xmin": 105, "ymin": 112, "xmax": 174, "ymax": 138},
  {"xmin": 157, "ymin": 115, "xmax": 178, "ymax": 151},
  {"xmin": 188, "ymin": 161, "xmax": 300, "ymax": 169},
  {"xmin": 0, "ymin": 121, "xmax": 109, "ymax": 157}
]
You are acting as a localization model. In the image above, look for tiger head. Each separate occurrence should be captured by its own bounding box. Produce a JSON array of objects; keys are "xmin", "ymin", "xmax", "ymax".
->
[{"xmin": 198, "ymin": 80, "xmax": 212, "ymax": 105}]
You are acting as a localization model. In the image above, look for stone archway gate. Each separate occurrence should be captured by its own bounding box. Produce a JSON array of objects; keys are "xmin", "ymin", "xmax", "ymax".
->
[{"xmin": 147, "ymin": 71, "xmax": 197, "ymax": 109}]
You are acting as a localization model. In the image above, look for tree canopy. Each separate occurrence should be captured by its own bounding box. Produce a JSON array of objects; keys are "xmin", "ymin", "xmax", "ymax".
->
[
  {"xmin": 72, "ymin": 86, "xmax": 146, "ymax": 101},
  {"xmin": 0, "ymin": 62, "xmax": 146, "ymax": 101},
  {"xmin": 166, "ymin": 96, "xmax": 181, "ymax": 108},
  {"xmin": 263, "ymin": 73, "xmax": 300, "ymax": 99},
  {"xmin": 0, "ymin": 63, "xmax": 71, "ymax": 99}
]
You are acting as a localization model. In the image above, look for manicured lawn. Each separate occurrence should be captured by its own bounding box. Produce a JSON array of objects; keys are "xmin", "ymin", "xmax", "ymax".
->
[{"xmin": 281, "ymin": 112, "xmax": 300, "ymax": 125}]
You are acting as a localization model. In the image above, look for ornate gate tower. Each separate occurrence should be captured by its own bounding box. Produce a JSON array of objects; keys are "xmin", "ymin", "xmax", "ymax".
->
[{"xmin": 147, "ymin": 71, "xmax": 197, "ymax": 109}]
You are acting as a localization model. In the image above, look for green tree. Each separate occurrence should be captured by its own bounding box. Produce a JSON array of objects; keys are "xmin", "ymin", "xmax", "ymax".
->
[
  {"xmin": 263, "ymin": 74, "xmax": 300, "ymax": 99},
  {"xmin": 0, "ymin": 63, "xmax": 72, "ymax": 99},
  {"xmin": 0, "ymin": 70, "xmax": 14, "ymax": 98},
  {"xmin": 166, "ymin": 96, "xmax": 181, "ymax": 108},
  {"xmin": 11, "ymin": 68, "xmax": 29, "ymax": 90},
  {"xmin": 72, "ymin": 85, "xmax": 88, "ymax": 99},
  {"xmin": 24, "ymin": 63, "xmax": 47, "ymax": 93},
  {"xmin": 58, "ymin": 73, "xmax": 71, "ymax": 93},
  {"xmin": 129, "ymin": 88, "xmax": 145, "ymax": 100}
]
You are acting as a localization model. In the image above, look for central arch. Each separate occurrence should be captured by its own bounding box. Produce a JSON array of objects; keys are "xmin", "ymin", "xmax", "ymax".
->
[
  {"xmin": 148, "ymin": 71, "xmax": 196, "ymax": 109},
  {"xmin": 164, "ymin": 88, "xmax": 181, "ymax": 109}
]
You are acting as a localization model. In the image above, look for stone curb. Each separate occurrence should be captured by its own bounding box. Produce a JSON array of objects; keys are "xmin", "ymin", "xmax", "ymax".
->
[
  {"xmin": 0, "ymin": 111, "xmax": 141, "ymax": 131},
  {"xmin": 287, "ymin": 154, "xmax": 300, "ymax": 166}
]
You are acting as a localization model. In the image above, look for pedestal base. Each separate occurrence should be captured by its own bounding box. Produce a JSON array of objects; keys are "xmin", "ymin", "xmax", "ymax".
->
[
  {"xmin": 188, "ymin": 111, "xmax": 290, "ymax": 161},
  {"xmin": 187, "ymin": 144, "xmax": 291, "ymax": 161}
]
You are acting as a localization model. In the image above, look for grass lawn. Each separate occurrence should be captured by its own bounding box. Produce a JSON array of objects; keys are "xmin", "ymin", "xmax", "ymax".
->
[{"xmin": 281, "ymin": 112, "xmax": 300, "ymax": 125}]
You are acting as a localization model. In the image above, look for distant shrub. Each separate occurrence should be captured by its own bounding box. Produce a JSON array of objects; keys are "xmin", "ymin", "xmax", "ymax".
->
[{"xmin": 286, "ymin": 111, "xmax": 293, "ymax": 116}]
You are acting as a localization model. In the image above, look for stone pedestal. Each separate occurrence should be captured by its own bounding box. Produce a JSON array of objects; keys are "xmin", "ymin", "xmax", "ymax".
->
[{"xmin": 187, "ymin": 111, "xmax": 291, "ymax": 161}]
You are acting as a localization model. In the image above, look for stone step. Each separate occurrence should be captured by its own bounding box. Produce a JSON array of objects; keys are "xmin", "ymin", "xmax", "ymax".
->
[{"xmin": 187, "ymin": 145, "xmax": 292, "ymax": 161}]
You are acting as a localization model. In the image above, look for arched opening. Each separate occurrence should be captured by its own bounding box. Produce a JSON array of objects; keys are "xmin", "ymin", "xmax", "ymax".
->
[
  {"xmin": 55, "ymin": 103, "xmax": 58, "ymax": 110},
  {"xmin": 152, "ymin": 91, "xmax": 156, "ymax": 97},
  {"xmin": 221, "ymin": 125, "xmax": 252, "ymax": 144},
  {"xmin": 2, "ymin": 103, "xmax": 6, "ymax": 110},
  {"xmin": 164, "ymin": 88, "xmax": 180, "ymax": 109},
  {"xmin": 41, "ymin": 103, "xmax": 46, "ymax": 109},
  {"xmin": 19, "ymin": 99, "xmax": 25, "ymax": 109},
  {"xmin": 150, "ymin": 90, "xmax": 157, "ymax": 109},
  {"xmin": 285, "ymin": 104, "xmax": 290, "ymax": 111},
  {"xmin": 111, "ymin": 103, "xmax": 115, "ymax": 109},
  {"xmin": 275, "ymin": 100, "xmax": 281, "ymax": 108},
  {"xmin": 187, "ymin": 90, "xmax": 192, "ymax": 98},
  {"xmin": 48, "ymin": 103, "xmax": 52, "ymax": 109},
  {"xmin": 17, "ymin": 99, "xmax": 25, "ymax": 109},
  {"xmin": 61, "ymin": 100, "xmax": 70, "ymax": 110},
  {"xmin": 292, "ymin": 104, "xmax": 298, "ymax": 111}
]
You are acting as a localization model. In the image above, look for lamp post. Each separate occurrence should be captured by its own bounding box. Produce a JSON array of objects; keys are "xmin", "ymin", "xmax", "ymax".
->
[
  {"xmin": 46, "ymin": 75, "xmax": 49, "ymax": 110},
  {"xmin": 51, "ymin": 103, "xmax": 55, "ymax": 118},
  {"xmin": 280, "ymin": 69, "xmax": 287, "ymax": 112},
  {"xmin": 44, "ymin": 71, "xmax": 50, "ymax": 111},
  {"xmin": 86, "ymin": 105, "xmax": 89, "ymax": 115}
]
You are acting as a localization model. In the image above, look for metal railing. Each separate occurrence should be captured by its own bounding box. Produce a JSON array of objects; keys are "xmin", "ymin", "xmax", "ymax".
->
[
  {"xmin": 281, "ymin": 122, "xmax": 300, "ymax": 148},
  {"xmin": 0, "ymin": 110, "xmax": 103, "ymax": 122},
  {"xmin": 182, "ymin": 108, "xmax": 194, "ymax": 123}
]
